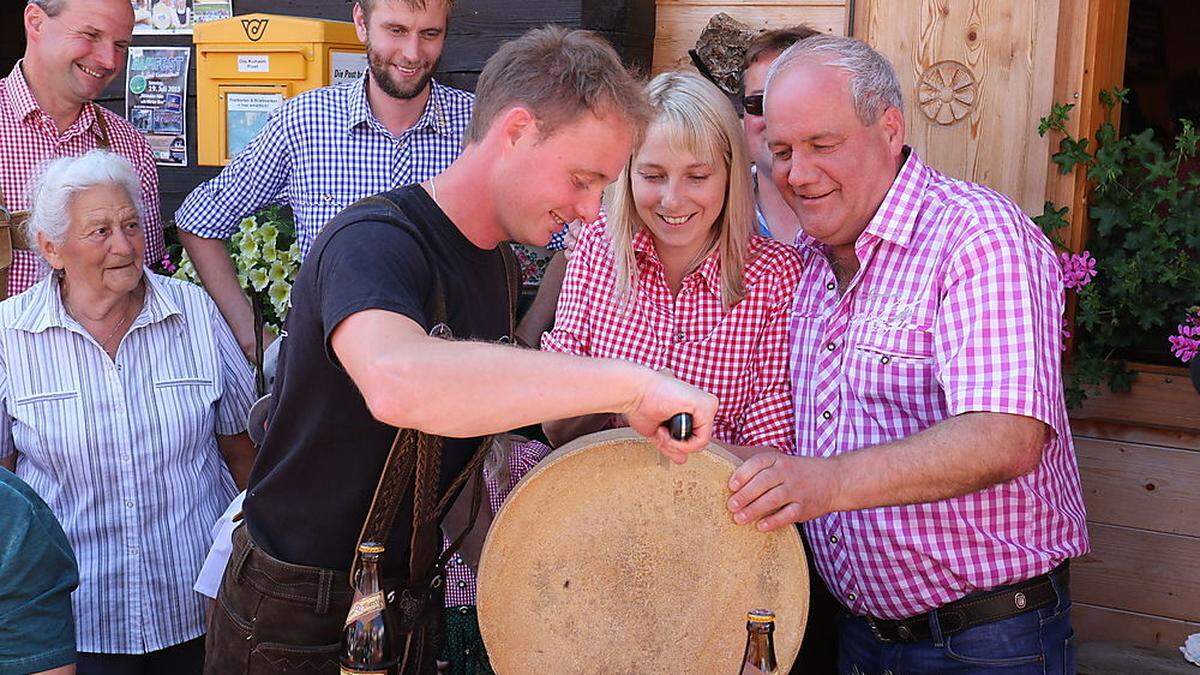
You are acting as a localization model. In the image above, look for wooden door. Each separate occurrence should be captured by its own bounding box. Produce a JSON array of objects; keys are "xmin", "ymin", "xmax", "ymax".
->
[{"xmin": 853, "ymin": 1, "xmax": 1063, "ymax": 217}]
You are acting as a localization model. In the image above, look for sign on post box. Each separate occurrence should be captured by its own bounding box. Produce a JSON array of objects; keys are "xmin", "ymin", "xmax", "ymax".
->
[{"xmin": 193, "ymin": 14, "xmax": 367, "ymax": 166}]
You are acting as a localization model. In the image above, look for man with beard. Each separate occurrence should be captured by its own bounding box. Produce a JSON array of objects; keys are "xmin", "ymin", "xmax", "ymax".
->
[
  {"xmin": 2, "ymin": 0, "xmax": 165, "ymax": 298},
  {"xmin": 176, "ymin": 0, "xmax": 471, "ymax": 360}
]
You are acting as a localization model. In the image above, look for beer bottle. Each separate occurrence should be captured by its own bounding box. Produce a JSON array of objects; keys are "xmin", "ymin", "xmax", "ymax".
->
[
  {"xmin": 738, "ymin": 608, "xmax": 779, "ymax": 675},
  {"xmin": 341, "ymin": 542, "xmax": 395, "ymax": 675}
]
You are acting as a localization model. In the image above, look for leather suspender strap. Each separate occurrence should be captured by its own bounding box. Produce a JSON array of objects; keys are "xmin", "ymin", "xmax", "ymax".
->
[
  {"xmin": 93, "ymin": 102, "xmax": 113, "ymax": 150},
  {"xmin": 349, "ymin": 194, "xmax": 520, "ymax": 590}
]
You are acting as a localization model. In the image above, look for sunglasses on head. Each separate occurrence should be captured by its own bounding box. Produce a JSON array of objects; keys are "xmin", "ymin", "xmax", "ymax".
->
[{"xmin": 742, "ymin": 94, "xmax": 764, "ymax": 117}]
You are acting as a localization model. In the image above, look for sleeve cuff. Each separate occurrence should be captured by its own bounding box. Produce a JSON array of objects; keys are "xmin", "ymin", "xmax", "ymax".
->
[{"xmin": 946, "ymin": 387, "xmax": 1058, "ymax": 432}]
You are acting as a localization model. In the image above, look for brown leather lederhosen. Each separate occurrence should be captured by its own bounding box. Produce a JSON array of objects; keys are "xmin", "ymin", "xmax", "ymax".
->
[
  {"xmin": 0, "ymin": 103, "xmax": 112, "ymax": 300},
  {"xmin": 345, "ymin": 192, "xmax": 520, "ymax": 672}
]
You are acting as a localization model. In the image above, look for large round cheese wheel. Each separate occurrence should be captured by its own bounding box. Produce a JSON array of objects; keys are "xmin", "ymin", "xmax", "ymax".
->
[{"xmin": 477, "ymin": 429, "xmax": 808, "ymax": 673}]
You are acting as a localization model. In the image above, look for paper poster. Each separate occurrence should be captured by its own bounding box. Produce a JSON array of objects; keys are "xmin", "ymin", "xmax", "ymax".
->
[
  {"xmin": 131, "ymin": 0, "xmax": 232, "ymax": 34},
  {"xmin": 127, "ymin": 47, "xmax": 191, "ymax": 166},
  {"xmin": 226, "ymin": 92, "xmax": 284, "ymax": 159}
]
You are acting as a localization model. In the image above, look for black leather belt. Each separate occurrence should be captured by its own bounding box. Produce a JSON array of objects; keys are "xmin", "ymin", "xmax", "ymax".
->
[{"xmin": 864, "ymin": 562, "xmax": 1069, "ymax": 644}]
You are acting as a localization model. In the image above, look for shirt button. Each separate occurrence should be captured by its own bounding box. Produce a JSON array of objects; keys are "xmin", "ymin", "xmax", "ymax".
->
[
  {"xmin": 457, "ymin": 581, "xmax": 467, "ymax": 589},
  {"xmin": 125, "ymin": 500, "xmax": 134, "ymax": 508},
  {"xmin": 459, "ymin": 606, "xmax": 470, "ymax": 615},
  {"xmin": 821, "ymin": 410, "xmax": 832, "ymax": 420},
  {"xmin": 826, "ymin": 342, "xmax": 837, "ymax": 351},
  {"xmin": 848, "ymin": 592, "xmax": 857, "ymax": 602},
  {"xmin": 826, "ymin": 282, "xmax": 836, "ymax": 291},
  {"xmin": 829, "ymin": 534, "xmax": 839, "ymax": 544},
  {"xmin": 880, "ymin": 356, "xmax": 891, "ymax": 365},
  {"xmin": 675, "ymin": 332, "xmax": 685, "ymax": 342}
]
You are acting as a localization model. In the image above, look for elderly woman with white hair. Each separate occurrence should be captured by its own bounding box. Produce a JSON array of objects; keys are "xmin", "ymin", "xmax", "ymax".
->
[{"xmin": 0, "ymin": 150, "xmax": 255, "ymax": 674}]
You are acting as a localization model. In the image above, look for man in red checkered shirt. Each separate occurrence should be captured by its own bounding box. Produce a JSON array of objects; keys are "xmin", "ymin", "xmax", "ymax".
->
[
  {"xmin": 728, "ymin": 36, "xmax": 1087, "ymax": 673},
  {"xmin": 1, "ymin": 0, "xmax": 164, "ymax": 298}
]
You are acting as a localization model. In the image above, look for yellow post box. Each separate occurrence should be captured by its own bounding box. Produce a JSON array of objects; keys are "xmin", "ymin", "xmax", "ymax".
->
[{"xmin": 193, "ymin": 14, "xmax": 367, "ymax": 166}]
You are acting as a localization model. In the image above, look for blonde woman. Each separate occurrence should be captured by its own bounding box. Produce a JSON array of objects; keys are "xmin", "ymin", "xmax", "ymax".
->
[{"xmin": 542, "ymin": 70, "xmax": 803, "ymax": 455}]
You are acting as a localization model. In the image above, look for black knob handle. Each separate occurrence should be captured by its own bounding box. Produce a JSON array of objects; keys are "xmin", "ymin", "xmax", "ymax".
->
[{"xmin": 667, "ymin": 413, "xmax": 693, "ymax": 441}]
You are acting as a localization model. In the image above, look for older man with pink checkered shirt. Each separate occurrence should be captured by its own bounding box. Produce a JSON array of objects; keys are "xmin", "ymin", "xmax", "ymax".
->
[{"xmin": 727, "ymin": 35, "xmax": 1089, "ymax": 674}]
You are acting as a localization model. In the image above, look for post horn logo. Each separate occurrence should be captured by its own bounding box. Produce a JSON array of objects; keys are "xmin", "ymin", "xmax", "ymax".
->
[{"xmin": 241, "ymin": 18, "xmax": 269, "ymax": 42}]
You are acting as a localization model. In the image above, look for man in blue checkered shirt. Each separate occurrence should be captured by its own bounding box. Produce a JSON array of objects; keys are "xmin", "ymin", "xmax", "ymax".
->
[{"xmin": 177, "ymin": 0, "xmax": 472, "ymax": 360}]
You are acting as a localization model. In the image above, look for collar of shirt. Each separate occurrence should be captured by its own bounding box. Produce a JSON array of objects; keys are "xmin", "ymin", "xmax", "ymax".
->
[
  {"xmin": 345, "ymin": 71, "xmax": 451, "ymax": 139},
  {"xmin": 11, "ymin": 269, "xmax": 184, "ymax": 336},
  {"xmin": 631, "ymin": 226, "xmax": 722, "ymax": 294},
  {"xmin": 795, "ymin": 146, "xmax": 930, "ymax": 259},
  {"xmin": 3, "ymin": 60, "xmax": 104, "ymax": 144}
]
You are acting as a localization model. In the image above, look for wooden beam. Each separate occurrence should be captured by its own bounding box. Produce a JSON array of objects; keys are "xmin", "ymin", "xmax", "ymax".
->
[
  {"xmin": 651, "ymin": 2, "xmax": 847, "ymax": 73},
  {"xmin": 1076, "ymin": 438, "xmax": 1200, "ymax": 537},
  {"xmin": 1073, "ymin": 523, "xmax": 1200, "ymax": 623},
  {"xmin": 1073, "ymin": 602, "xmax": 1200, "ymax": 651},
  {"xmin": 1072, "ymin": 420, "xmax": 1200, "ymax": 451},
  {"xmin": 1070, "ymin": 365, "xmax": 1200, "ymax": 431},
  {"xmin": 1045, "ymin": 0, "xmax": 1131, "ymax": 253}
]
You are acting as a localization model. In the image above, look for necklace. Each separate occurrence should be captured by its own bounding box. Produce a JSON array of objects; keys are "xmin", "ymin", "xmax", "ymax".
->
[{"xmin": 65, "ymin": 294, "xmax": 136, "ymax": 352}]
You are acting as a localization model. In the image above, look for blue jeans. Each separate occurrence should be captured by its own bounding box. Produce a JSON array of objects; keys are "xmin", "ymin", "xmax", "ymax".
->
[{"xmin": 837, "ymin": 573, "xmax": 1075, "ymax": 674}]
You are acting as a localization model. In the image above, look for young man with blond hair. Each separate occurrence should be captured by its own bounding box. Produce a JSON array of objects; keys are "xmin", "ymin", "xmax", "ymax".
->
[{"xmin": 204, "ymin": 27, "xmax": 717, "ymax": 674}]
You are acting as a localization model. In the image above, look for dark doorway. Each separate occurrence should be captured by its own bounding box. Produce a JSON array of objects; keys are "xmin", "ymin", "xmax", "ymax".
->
[{"xmin": 1121, "ymin": 0, "xmax": 1200, "ymax": 139}]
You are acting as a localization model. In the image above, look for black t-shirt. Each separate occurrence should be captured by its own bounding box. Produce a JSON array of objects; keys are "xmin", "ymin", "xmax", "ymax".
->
[{"xmin": 243, "ymin": 185, "xmax": 510, "ymax": 577}]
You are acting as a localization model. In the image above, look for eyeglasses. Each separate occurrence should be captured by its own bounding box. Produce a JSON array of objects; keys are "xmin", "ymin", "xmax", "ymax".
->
[{"xmin": 742, "ymin": 94, "xmax": 764, "ymax": 117}]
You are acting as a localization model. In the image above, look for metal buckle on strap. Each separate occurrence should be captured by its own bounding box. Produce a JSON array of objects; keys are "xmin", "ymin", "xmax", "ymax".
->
[
  {"xmin": 0, "ymin": 205, "xmax": 10, "ymax": 224},
  {"xmin": 865, "ymin": 616, "xmax": 892, "ymax": 643}
]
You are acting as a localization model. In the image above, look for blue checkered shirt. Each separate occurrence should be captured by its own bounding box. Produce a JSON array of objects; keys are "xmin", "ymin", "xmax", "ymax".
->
[{"xmin": 175, "ymin": 76, "xmax": 475, "ymax": 256}]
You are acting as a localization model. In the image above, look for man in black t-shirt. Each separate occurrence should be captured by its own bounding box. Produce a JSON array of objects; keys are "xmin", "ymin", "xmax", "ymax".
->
[{"xmin": 205, "ymin": 26, "xmax": 719, "ymax": 674}]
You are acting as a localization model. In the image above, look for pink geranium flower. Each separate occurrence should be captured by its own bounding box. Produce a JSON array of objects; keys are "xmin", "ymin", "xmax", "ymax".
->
[
  {"xmin": 1170, "ymin": 310, "xmax": 1200, "ymax": 363},
  {"xmin": 1059, "ymin": 250, "xmax": 1098, "ymax": 290}
]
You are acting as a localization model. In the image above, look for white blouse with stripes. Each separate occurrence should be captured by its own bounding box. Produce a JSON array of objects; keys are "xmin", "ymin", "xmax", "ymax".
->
[{"xmin": 0, "ymin": 270, "xmax": 254, "ymax": 654}]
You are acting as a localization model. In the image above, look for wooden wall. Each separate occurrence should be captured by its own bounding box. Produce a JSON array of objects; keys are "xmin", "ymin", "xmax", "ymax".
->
[
  {"xmin": 651, "ymin": 0, "xmax": 849, "ymax": 73},
  {"xmin": 853, "ymin": 1, "xmax": 1062, "ymax": 218},
  {"xmin": 1069, "ymin": 367, "xmax": 1200, "ymax": 649},
  {"xmin": 0, "ymin": 0, "xmax": 654, "ymax": 229}
]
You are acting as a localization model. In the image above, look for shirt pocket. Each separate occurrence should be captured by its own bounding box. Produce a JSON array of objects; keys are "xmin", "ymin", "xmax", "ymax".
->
[
  {"xmin": 152, "ymin": 376, "xmax": 219, "ymax": 463},
  {"xmin": 292, "ymin": 190, "xmax": 362, "ymax": 229},
  {"xmin": 844, "ymin": 326, "xmax": 942, "ymax": 439},
  {"xmin": 10, "ymin": 390, "xmax": 84, "ymax": 466}
]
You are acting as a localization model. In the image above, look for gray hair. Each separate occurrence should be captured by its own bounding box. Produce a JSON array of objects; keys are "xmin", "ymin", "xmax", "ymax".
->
[
  {"xmin": 26, "ymin": 150, "xmax": 144, "ymax": 246},
  {"xmin": 26, "ymin": 0, "xmax": 67, "ymax": 17},
  {"xmin": 765, "ymin": 34, "xmax": 903, "ymax": 126}
]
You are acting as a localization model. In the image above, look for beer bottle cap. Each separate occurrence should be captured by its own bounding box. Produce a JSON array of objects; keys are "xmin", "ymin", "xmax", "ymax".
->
[
  {"xmin": 359, "ymin": 542, "xmax": 385, "ymax": 554},
  {"xmin": 746, "ymin": 609, "xmax": 775, "ymax": 623}
]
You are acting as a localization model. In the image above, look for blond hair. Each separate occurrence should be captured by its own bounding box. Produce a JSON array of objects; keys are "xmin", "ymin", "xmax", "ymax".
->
[
  {"xmin": 465, "ymin": 25, "xmax": 651, "ymax": 144},
  {"xmin": 607, "ymin": 70, "xmax": 754, "ymax": 309}
]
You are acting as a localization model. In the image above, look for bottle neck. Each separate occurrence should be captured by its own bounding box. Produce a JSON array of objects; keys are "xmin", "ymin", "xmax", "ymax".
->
[{"xmin": 357, "ymin": 554, "xmax": 383, "ymax": 595}]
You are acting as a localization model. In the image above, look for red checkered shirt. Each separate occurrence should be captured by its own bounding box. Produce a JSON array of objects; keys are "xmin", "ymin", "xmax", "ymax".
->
[
  {"xmin": 791, "ymin": 148, "xmax": 1089, "ymax": 620},
  {"xmin": 444, "ymin": 439, "xmax": 551, "ymax": 607},
  {"xmin": 0, "ymin": 62, "xmax": 164, "ymax": 296},
  {"xmin": 543, "ymin": 219, "xmax": 803, "ymax": 453}
]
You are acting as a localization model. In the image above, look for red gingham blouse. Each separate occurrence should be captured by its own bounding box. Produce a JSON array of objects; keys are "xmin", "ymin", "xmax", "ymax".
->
[{"xmin": 542, "ymin": 218, "xmax": 803, "ymax": 454}]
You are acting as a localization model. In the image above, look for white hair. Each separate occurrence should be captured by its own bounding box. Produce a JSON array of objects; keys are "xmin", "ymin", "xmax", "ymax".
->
[
  {"xmin": 26, "ymin": 0, "xmax": 67, "ymax": 17},
  {"xmin": 765, "ymin": 34, "xmax": 903, "ymax": 126},
  {"xmin": 25, "ymin": 150, "xmax": 144, "ymax": 246}
]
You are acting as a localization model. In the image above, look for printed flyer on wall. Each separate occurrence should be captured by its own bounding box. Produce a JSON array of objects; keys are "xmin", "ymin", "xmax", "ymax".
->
[
  {"xmin": 131, "ymin": 0, "xmax": 232, "ymax": 34},
  {"xmin": 126, "ymin": 47, "xmax": 191, "ymax": 166}
]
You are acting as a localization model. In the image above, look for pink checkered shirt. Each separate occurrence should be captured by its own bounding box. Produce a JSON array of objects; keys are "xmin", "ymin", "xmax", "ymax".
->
[
  {"xmin": 0, "ymin": 62, "xmax": 164, "ymax": 296},
  {"xmin": 542, "ymin": 219, "xmax": 803, "ymax": 453},
  {"xmin": 791, "ymin": 149, "xmax": 1089, "ymax": 620},
  {"xmin": 444, "ymin": 439, "xmax": 551, "ymax": 607}
]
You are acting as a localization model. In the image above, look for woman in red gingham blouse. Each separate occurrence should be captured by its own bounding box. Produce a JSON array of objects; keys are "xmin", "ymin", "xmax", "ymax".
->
[{"xmin": 542, "ymin": 70, "xmax": 803, "ymax": 454}]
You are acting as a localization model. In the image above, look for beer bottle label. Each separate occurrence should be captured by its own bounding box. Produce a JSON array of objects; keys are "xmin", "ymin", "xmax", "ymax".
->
[{"xmin": 344, "ymin": 591, "xmax": 386, "ymax": 626}]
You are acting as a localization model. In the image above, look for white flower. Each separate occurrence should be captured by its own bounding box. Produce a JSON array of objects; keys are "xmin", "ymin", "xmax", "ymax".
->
[
  {"xmin": 237, "ymin": 216, "xmax": 256, "ymax": 235},
  {"xmin": 1183, "ymin": 633, "xmax": 1200, "ymax": 666},
  {"xmin": 248, "ymin": 268, "xmax": 270, "ymax": 292}
]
